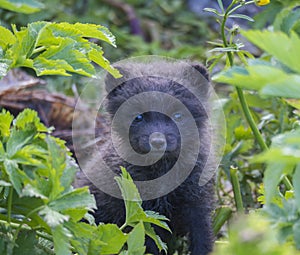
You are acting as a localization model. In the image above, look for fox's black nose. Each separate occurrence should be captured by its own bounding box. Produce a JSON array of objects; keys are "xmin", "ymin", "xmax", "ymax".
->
[{"xmin": 149, "ymin": 132, "xmax": 166, "ymax": 150}]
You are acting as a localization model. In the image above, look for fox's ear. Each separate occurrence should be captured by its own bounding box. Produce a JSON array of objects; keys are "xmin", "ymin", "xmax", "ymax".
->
[{"xmin": 191, "ymin": 64, "xmax": 210, "ymax": 81}]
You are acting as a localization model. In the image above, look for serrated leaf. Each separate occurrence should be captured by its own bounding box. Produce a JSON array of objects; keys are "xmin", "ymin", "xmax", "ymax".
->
[
  {"xmin": 0, "ymin": 25, "xmax": 15, "ymax": 48},
  {"xmin": 45, "ymin": 136, "xmax": 66, "ymax": 200},
  {"xmin": 0, "ymin": 58, "xmax": 12, "ymax": 78},
  {"xmin": 4, "ymin": 159, "xmax": 27, "ymax": 194},
  {"xmin": 143, "ymin": 211, "xmax": 170, "ymax": 231},
  {"xmin": 0, "ymin": 0, "xmax": 44, "ymax": 14},
  {"xmin": 64, "ymin": 221, "xmax": 99, "ymax": 255},
  {"xmin": 52, "ymin": 225, "xmax": 72, "ymax": 255},
  {"xmin": 13, "ymin": 230, "xmax": 44, "ymax": 255},
  {"xmin": 3, "ymin": 21, "xmax": 118, "ymax": 78},
  {"xmin": 0, "ymin": 109, "xmax": 13, "ymax": 137},
  {"xmin": 39, "ymin": 206, "xmax": 69, "ymax": 227},
  {"xmin": 21, "ymin": 184, "xmax": 48, "ymax": 199},
  {"xmin": 127, "ymin": 222, "xmax": 146, "ymax": 254},
  {"xmin": 49, "ymin": 187, "xmax": 96, "ymax": 212},
  {"xmin": 72, "ymin": 23, "xmax": 116, "ymax": 46},
  {"xmin": 115, "ymin": 167, "xmax": 144, "ymax": 225},
  {"xmin": 6, "ymin": 129, "xmax": 35, "ymax": 158},
  {"xmin": 14, "ymin": 109, "xmax": 48, "ymax": 132},
  {"xmin": 96, "ymin": 224, "xmax": 127, "ymax": 254},
  {"xmin": 88, "ymin": 45, "xmax": 121, "ymax": 78},
  {"xmin": 241, "ymin": 30, "xmax": 300, "ymax": 74},
  {"xmin": 13, "ymin": 144, "xmax": 47, "ymax": 167},
  {"xmin": 144, "ymin": 222, "xmax": 167, "ymax": 252},
  {"xmin": 33, "ymin": 57, "xmax": 72, "ymax": 76},
  {"xmin": 60, "ymin": 159, "xmax": 79, "ymax": 191}
]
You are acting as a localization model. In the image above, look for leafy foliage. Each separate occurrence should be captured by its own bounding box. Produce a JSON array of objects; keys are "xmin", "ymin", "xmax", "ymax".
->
[
  {"xmin": 0, "ymin": 109, "xmax": 169, "ymax": 255},
  {"xmin": 0, "ymin": 21, "xmax": 120, "ymax": 79},
  {"xmin": 211, "ymin": 0, "xmax": 300, "ymax": 252},
  {"xmin": 0, "ymin": 0, "xmax": 44, "ymax": 14}
]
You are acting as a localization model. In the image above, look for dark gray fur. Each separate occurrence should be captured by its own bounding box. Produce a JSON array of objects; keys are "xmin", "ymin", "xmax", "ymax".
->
[{"xmin": 76, "ymin": 60, "xmax": 215, "ymax": 255}]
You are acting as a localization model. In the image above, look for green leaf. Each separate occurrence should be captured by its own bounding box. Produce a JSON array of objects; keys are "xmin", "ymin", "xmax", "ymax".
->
[
  {"xmin": 13, "ymin": 230, "xmax": 44, "ymax": 255},
  {"xmin": 49, "ymin": 187, "xmax": 96, "ymax": 212},
  {"xmin": 0, "ymin": 0, "xmax": 44, "ymax": 14},
  {"xmin": 0, "ymin": 109, "xmax": 13, "ymax": 138},
  {"xmin": 0, "ymin": 58, "xmax": 12, "ymax": 78},
  {"xmin": 39, "ymin": 206, "xmax": 69, "ymax": 227},
  {"xmin": 46, "ymin": 136, "xmax": 66, "ymax": 200},
  {"xmin": 203, "ymin": 7, "xmax": 221, "ymax": 16},
  {"xmin": 13, "ymin": 144, "xmax": 47, "ymax": 166},
  {"xmin": 126, "ymin": 222, "xmax": 146, "ymax": 255},
  {"xmin": 293, "ymin": 220, "xmax": 300, "ymax": 249},
  {"xmin": 241, "ymin": 30, "xmax": 300, "ymax": 74},
  {"xmin": 274, "ymin": 6, "xmax": 300, "ymax": 35},
  {"xmin": 212, "ymin": 63, "xmax": 290, "ymax": 91},
  {"xmin": 255, "ymin": 129, "xmax": 300, "ymax": 164},
  {"xmin": 260, "ymin": 75, "xmax": 300, "ymax": 98},
  {"xmin": 143, "ymin": 211, "xmax": 170, "ymax": 231},
  {"xmin": 21, "ymin": 184, "xmax": 48, "ymax": 200},
  {"xmin": 72, "ymin": 23, "xmax": 116, "ymax": 46},
  {"xmin": 293, "ymin": 164, "xmax": 300, "ymax": 211},
  {"xmin": 6, "ymin": 129, "xmax": 35, "ymax": 158},
  {"xmin": 4, "ymin": 159, "xmax": 27, "ymax": 194},
  {"xmin": 2, "ymin": 21, "xmax": 119, "ymax": 78},
  {"xmin": 229, "ymin": 14, "xmax": 254, "ymax": 22},
  {"xmin": 264, "ymin": 162, "xmax": 286, "ymax": 205},
  {"xmin": 65, "ymin": 221, "xmax": 99, "ymax": 255},
  {"xmin": 96, "ymin": 224, "xmax": 127, "ymax": 254},
  {"xmin": 0, "ymin": 25, "xmax": 16, "ymax": 48},
  {"xmin": 115, "ymin": 167, "xmax": 143, "ymax": 225},
  {"xmin": 217, "ymin": 0, "xmax": 224, "ymax": 12},
  {"xmin": 59, "ymin": 159, "xmax": 79, "ymax": 191},
  {"xmin": 14, "ymin": 109, "xmax": 48, "ymax": 132},
  {"xmin": 88, "ymin": 44, "xmax": 121, "ymax": 78},
  {"xmin": 144, "ymin": 222, "xmax": 167, "ymax": 253},
  {"xmin": 52, "ymin": 225, "xmax": 72, "ymax": 255}
]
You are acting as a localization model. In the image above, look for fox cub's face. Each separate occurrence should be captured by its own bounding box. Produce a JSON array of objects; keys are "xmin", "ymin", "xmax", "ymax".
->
[{"xmin": 129, "ymin": 111, "xmax": 181, "ymax": 155}]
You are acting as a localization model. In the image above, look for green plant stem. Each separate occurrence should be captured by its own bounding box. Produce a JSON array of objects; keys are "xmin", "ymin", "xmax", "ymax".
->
[
  {"xmin": 221, "ymin": 0, "xmax": 267, "ymax": 151},
  {"xmin": 230, "ymin": 168, "xmax": 244, "ymax": 212},
  {"xmin": 7, "ymin": 187, "xmax": 13, "ymax": 224},
  {"xmin": 221, "ymin": 0, "xmax": 293, "ymax": 189},
  {"xmin": 213, "ymin": 206, "xmax": 233, "ymax": 234}
]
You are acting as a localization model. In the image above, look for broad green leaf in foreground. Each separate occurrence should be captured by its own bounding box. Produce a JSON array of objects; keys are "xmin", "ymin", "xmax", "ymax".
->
[
  {"xmin": 213, "ymin": 61, "xmax": 300, "ymax": 99},
  {"xmin": 241, "ymin": 30, "xmax": 300, "ymax": 74},
  {"xmin": 96, "ymin": 224, "xmax": 127, "ymax": 254}
]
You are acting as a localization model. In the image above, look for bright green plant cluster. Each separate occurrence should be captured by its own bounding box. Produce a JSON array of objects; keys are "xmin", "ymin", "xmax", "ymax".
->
[
  {"xmin": 208, "ymin": 0, "xmax": 300, "ymax": 252},
  {"xmin": 0, "ymin": 21, "xmax": 120, "ymax": 79},
  {"xmin": 0, "ymin": 109, "xmax": 170, "ymax": 255}
]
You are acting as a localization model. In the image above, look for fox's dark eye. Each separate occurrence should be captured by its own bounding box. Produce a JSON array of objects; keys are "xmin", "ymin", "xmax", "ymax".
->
[
  {"xmin": 172, "ymin": 112, "xmax": 182, "ymax": 122},
  {"xmin": 135, "ymin": 114, "xmax": 144, "ymax": 122}
]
